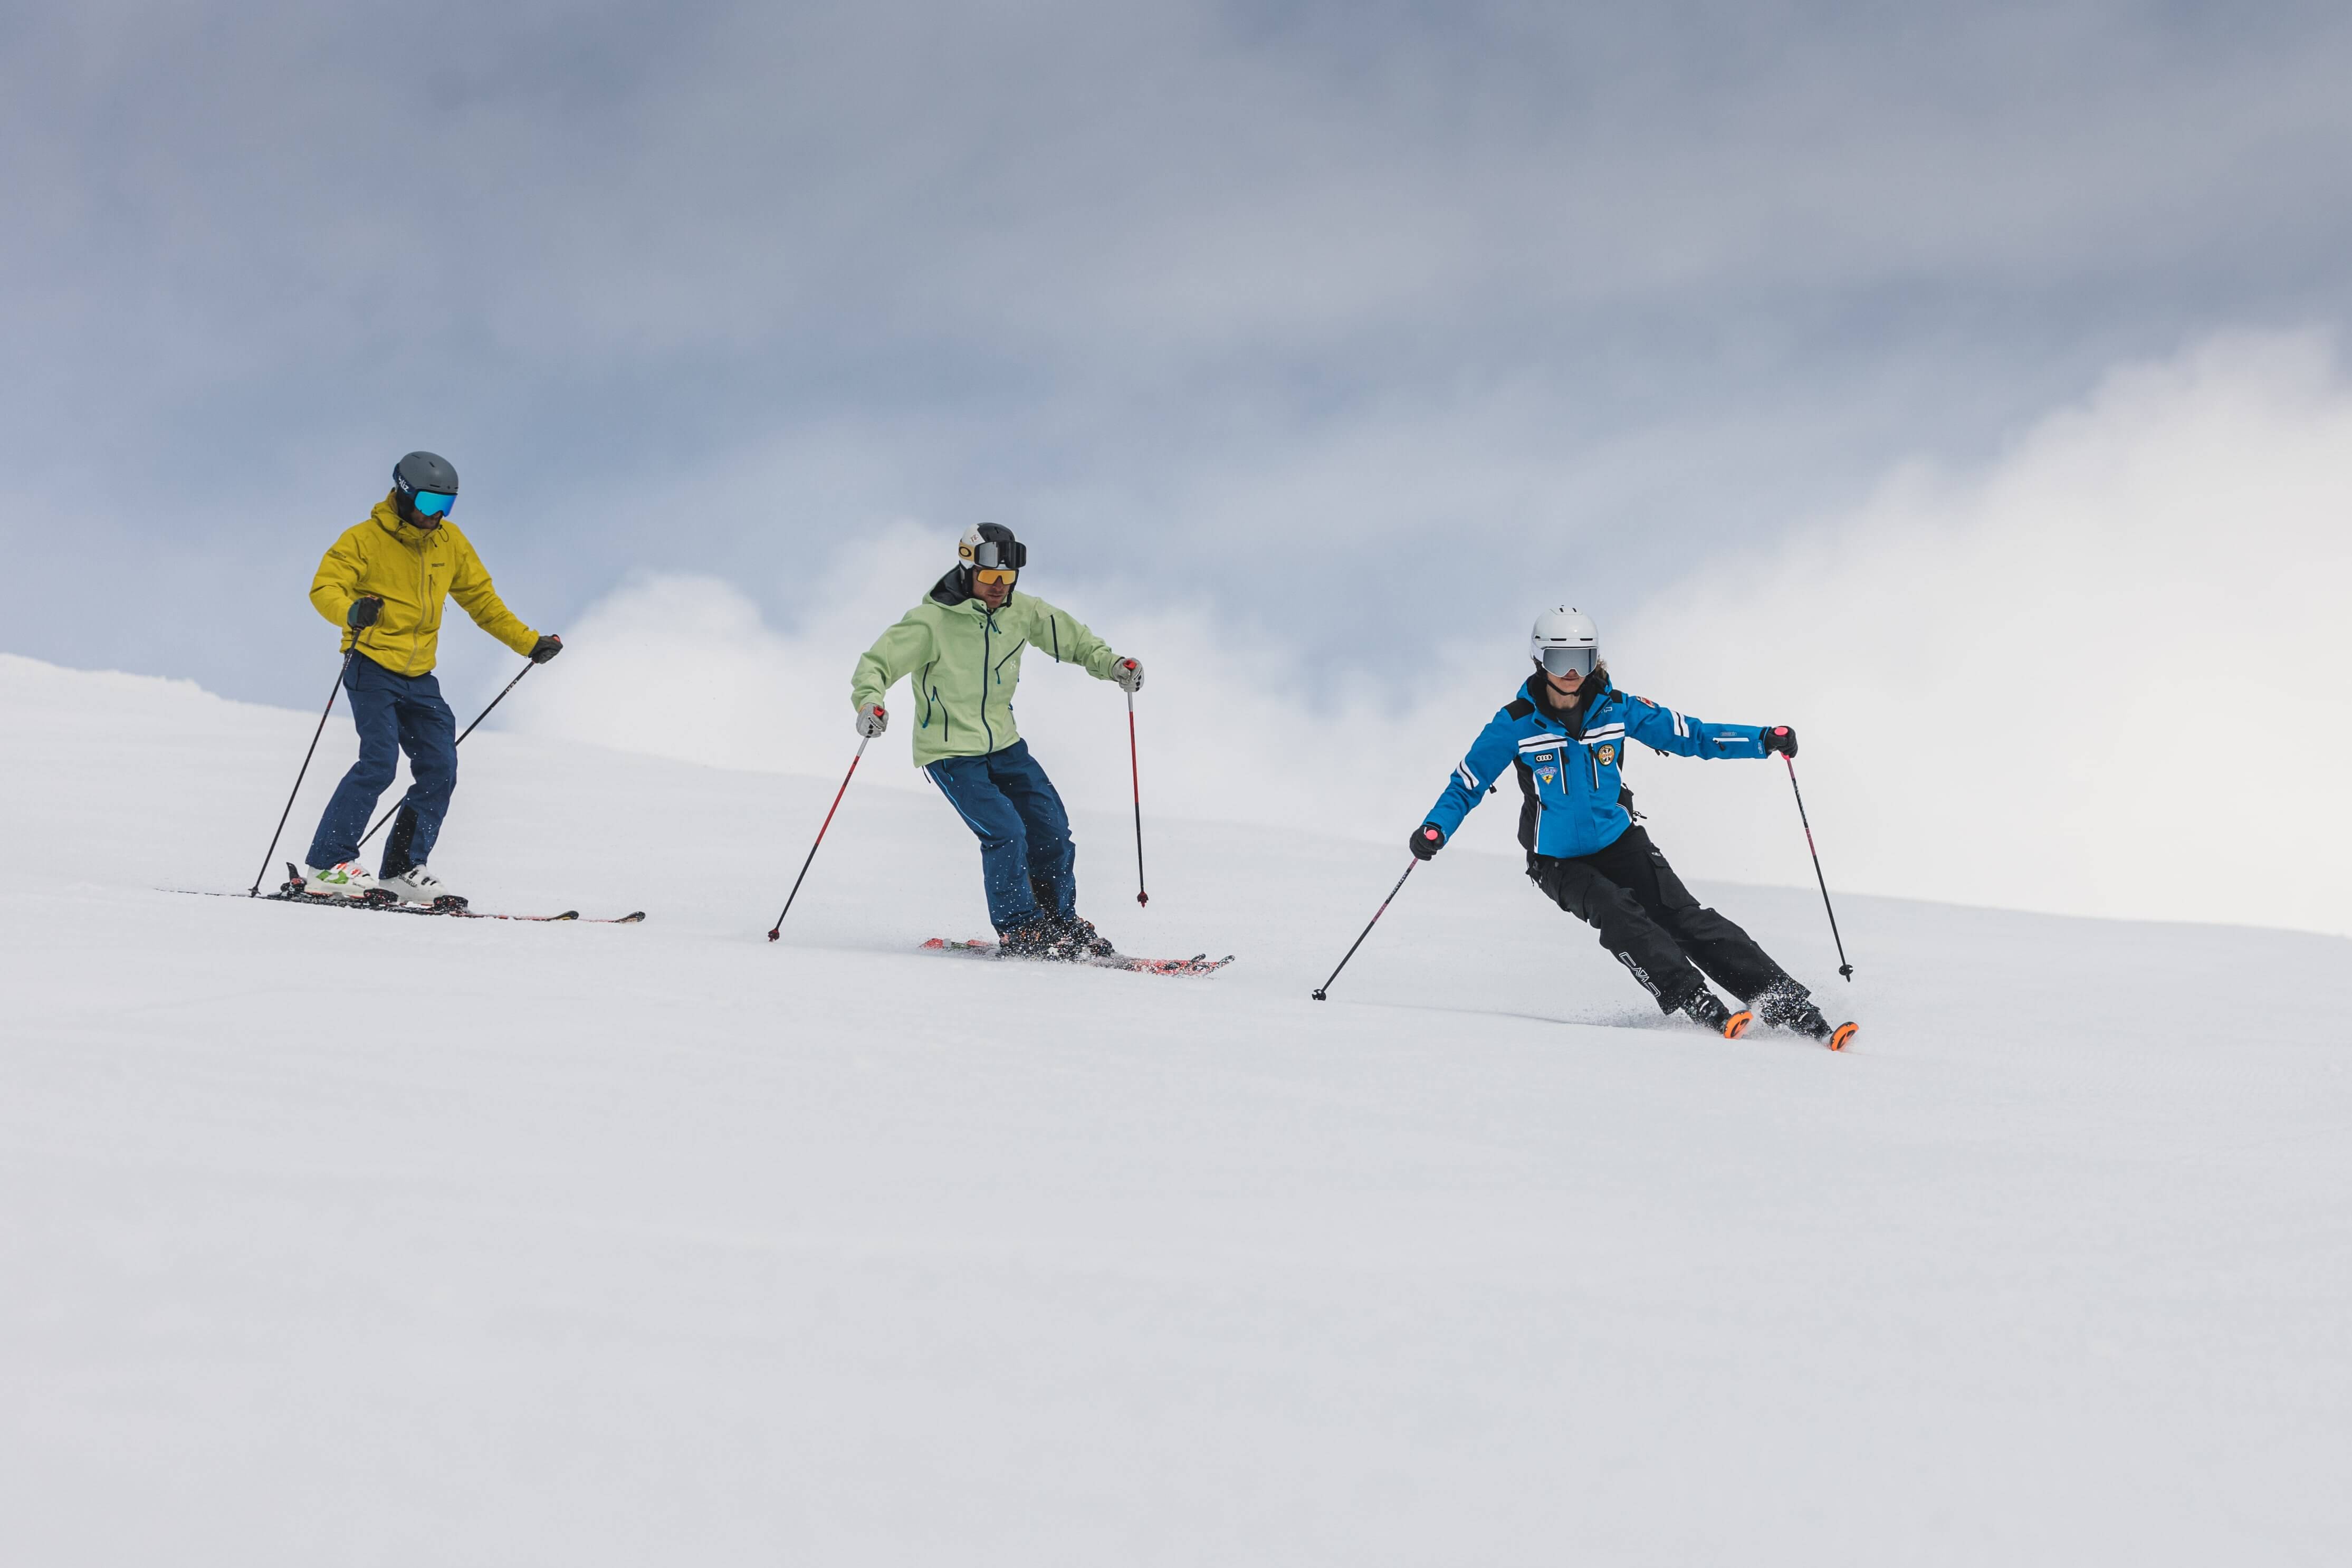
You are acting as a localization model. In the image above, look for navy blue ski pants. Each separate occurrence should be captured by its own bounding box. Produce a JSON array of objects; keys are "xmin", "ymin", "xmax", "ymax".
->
[
  {"xmin": 305, "ymin": 653, "xmax": 458, "ymax": 875},
  {"xmin": 924, "ymin": 740, "xmax": 1077, "ymax": 932}
]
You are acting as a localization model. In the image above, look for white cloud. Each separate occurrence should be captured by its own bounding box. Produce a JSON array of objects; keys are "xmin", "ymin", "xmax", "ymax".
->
[{"xmin": 1613, "ymin": 331, "xmax": 2352, "ymax": 937}]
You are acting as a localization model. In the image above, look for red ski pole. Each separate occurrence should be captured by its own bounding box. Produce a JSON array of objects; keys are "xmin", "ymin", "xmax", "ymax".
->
[
  {"xmin": 1124, "ymin": 671, "xmax": 1147, "ymax": 907},
  {"xmin": 767, "ymin": 725, "xmax": 874, "ymax": 941}
]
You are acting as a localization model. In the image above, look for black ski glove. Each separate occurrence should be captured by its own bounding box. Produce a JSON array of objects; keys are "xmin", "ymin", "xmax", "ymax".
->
[
  {"xmin": 1408, "ymin": 823, "xmax": 1446, "ymax": 861},
  {"xmin": 530, "ymin": 634, "xmax": 563, "ymax": 664},
  {"xmin": 346, "ymin": 596, "xmax": 382, "ymax": 629},
  {"xmin": 1762, "ymin": 726, "xmax": 1798, "ymax": 757}
]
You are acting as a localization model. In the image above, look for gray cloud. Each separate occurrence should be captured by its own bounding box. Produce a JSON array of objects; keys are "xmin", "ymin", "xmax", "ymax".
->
[{"xmin": 7, "ymin": 1, "xmax": 2352, "ymax": 702}]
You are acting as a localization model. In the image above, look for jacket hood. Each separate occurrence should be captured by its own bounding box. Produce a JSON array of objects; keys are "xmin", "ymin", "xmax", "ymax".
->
[{"xmin": 370, "ymin": 490, "xmax": 443, "ymax": 549}]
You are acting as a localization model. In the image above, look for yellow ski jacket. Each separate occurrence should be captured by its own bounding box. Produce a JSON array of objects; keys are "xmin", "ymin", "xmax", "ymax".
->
[{"xmin": 309, "ymin": 493, "xmax": 540, "ymax": 676}]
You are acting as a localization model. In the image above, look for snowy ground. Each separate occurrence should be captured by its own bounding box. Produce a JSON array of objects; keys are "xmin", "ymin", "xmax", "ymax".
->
[{"xmin": 5, "ymin": 651, "xmax": 2350, "ymax": 1565}]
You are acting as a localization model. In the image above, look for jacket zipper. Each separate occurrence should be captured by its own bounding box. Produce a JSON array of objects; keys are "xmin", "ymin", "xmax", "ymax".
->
[
  {"xmin": 408, "ymin": 535, "xmax": 427, "ymax": 676},
  {"xmin": 979, "ymin": 613, "xmax": 998, "ymax": 754}
]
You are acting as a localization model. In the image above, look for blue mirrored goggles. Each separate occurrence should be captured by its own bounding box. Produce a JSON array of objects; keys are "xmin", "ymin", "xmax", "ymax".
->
[
  {"xmin": 1537, "ymin": 645, "xmax": 1597, "ymax": 677},
  {"xmin": 410, "ymin": 490, "xmax": 456, "ymax": 518}
]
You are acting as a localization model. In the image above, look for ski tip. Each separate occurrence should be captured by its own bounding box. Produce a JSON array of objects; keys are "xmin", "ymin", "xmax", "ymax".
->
[
  {"xmin": 919, "ymin": 937, "xmax": 947, "ymax": 949},
  {"xmin": 617, "ymin": 912, "xmax": 646, "ymax": 923},
  {"xmin": 1828, "ymin": 1021, "xmax": 1858, "ymax": 1051},
  {"xmin": 550, "ymin": 911, "xmax": 579, "ymax": 921},
  {"xmin": 1723, "ymin": 1009, "xmax": 1756, "ymax": 1040}
]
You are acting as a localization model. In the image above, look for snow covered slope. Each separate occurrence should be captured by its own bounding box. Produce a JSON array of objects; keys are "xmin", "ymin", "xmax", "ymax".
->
[{"xmin": 5, "ymin": 651, "xmax": 2350, "ymax": 1565}]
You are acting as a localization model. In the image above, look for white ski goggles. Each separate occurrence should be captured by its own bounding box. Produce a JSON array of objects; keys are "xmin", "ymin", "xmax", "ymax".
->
[{"xmin": 1537, "ymin": 645, "xmax": 1598, "ymax": 677}]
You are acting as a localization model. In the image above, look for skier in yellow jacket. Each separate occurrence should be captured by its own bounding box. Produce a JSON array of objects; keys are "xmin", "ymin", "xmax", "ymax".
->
[{"xmin": 299, "ymin": 451, "xmax": 561, "ymax": 905}]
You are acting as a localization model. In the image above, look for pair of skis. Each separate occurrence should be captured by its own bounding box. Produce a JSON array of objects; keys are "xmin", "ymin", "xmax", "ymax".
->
[
  {"xmin": 168, "ymin": 866, "xmax": 646, "ymax": 923},
  {"xmin": 921, "ymin": 936, "xmax": 1233, "ymax": 977}
]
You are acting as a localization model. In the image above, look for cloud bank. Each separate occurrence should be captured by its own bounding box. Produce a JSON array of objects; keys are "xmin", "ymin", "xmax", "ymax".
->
[
  {"xmin": 10, "ymin": 3, "xmax": 2352, "ymax": 712},
  {"xmin": 510, "ymin": 333, "xmax": 2352, "ymax": 937}
]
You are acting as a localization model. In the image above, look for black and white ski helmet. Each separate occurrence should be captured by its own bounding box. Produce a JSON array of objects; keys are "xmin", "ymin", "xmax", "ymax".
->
[
  {"xmin": 393, "ymin": 451, "xmax": 459, "ymax": 500},
  {"xmin": 1530, "ymin": 605, "xmax": 1600, "ymax": 677},
  {"xmin": 958, "ymin": 522, "xmax": 1026, "ymax": 573}
]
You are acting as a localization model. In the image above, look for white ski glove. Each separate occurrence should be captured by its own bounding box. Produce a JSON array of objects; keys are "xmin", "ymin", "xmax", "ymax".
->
[
  {"xmin": 856, "ymin": 705, "xmax": 888, "ymax": 738},
  {"xmin": 1111, "ymin": 657, "xmax": 1144, "ymax": 694}
]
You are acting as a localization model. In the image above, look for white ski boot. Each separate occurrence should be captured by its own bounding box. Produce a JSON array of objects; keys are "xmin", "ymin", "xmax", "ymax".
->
[
  {"xmin": 381, "ymin": 866, "xmax": 466, "ymax": 909},
  {"xmin": 302, "ymin": 861, "xmax": 384, "ymax": 900}
]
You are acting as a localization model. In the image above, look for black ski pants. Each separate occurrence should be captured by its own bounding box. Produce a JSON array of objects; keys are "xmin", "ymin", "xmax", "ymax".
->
[{"xmin": 1530, "ymin": 826, "xmax": 1791, "ymax": 1012}]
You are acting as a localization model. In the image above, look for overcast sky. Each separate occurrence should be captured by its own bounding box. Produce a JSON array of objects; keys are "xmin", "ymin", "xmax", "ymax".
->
[{"xmin": 8, "ymin": 0, "xmax": 2352, "ymax": 707}]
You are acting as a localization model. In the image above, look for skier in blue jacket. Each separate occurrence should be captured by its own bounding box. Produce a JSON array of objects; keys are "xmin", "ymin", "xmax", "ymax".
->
[{"xmin": 1412, "ymin": 606, "xmax": 1854, "ymax": 1046}]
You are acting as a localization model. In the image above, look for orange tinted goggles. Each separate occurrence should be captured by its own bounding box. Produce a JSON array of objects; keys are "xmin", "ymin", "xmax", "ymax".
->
[{"xmin": 973, "ymin": 567, "xmax": 1019, "ymax": 587}]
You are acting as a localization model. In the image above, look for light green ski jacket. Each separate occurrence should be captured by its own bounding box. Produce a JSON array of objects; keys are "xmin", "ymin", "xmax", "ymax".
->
[{"xmin": 852, "ymin": 574, "xmax": 1123, "ymax": 767}]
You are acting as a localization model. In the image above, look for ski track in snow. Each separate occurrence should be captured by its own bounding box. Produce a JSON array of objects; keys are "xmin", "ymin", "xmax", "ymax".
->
[{"xmin": 4, "ymin": 651, "xmax": 2351, "ymax": 1565}]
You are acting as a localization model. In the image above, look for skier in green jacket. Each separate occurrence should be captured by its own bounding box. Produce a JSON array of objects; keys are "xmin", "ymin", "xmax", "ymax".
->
[
  {"xmin": 852, "ymin": 524, "xmax": 1143, "ymax": 959},
  {"xmin": 851, "ymin": 527, "xmax": 1143, "ymax": 959}
]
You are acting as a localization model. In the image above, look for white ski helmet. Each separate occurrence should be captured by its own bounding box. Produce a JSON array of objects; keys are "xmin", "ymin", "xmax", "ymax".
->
[{"xmin": 1529, "ymin": 605, "xmax": 1599, "ymax": 677}]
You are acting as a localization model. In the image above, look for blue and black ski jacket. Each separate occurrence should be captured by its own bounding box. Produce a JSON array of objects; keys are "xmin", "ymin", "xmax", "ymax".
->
[{"xmin": 1425, "ymin": 674, "xmax": 1771, "ymax": 860}]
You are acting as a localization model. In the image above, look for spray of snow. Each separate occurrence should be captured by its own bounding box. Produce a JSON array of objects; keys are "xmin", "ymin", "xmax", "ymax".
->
[{"xmin": 509, "ymin": 332, "xmax": 2352, "ymax": 935}]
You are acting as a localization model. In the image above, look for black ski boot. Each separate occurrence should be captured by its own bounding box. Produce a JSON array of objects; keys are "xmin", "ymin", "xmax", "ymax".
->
[
  {"xmin": 1000, "ymin": 919, "xmax": 1077, "ymax": 960},
  {"xmin": 1676, "ymin": 984, "xmax": 1755, "ymax": 1039},
  {"xmin": 1051, "ymin": 914, "xmax": 1117, "ymax": 958},
  {"xmin": 1752, "ymin": 979, "xmax": 1858, "ymax": 1050}
]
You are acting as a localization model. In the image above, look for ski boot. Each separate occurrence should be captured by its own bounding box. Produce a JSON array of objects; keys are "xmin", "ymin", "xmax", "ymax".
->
[
  {"xmin": 1753, "ymin": 980, "xmax": 1857, "ymax": 1050},
  {"xmin": 1050, "ymin": 914, "xmax": 1117, "ymax": 959},
  {"xmin": 999, "ymin": 919, "xmax": 1077, "ymax": 960},
  {"xmin": 1677, "ymin": 984, "xmax": 1755, "ymax": 1039},
  {"xmin": 381, "ymin": 866, "xmax": 468, "ymax": 910},
  {"xmin": 301, "ymin": 861, "xmax": 390, "ymax": 901}
]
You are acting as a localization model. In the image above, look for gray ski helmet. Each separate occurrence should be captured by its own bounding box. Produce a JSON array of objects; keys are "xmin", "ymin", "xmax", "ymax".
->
[{"xmin": 393, "ymin": 451, "xmax": 459, "ymax": 501}]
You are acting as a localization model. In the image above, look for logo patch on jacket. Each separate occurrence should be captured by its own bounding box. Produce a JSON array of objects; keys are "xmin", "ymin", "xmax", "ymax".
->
[{"xmin": 1596, "ymin": 743, "xmax": 1616, "ymax": 765}]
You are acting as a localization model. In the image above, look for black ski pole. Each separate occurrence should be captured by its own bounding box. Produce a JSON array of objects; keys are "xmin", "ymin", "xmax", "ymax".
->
[
  {"xmin": 767, "ymin": 733, "xmax": 872, "ymax": 941},
  {"xmin": 1125, "ymin": 677, "xmax": 1148, "ymax": 907},
  {"xmin": 354, "ymin": 656, "xmax": 538, "ymax": 850},
  {"xmin": 1782, "ymin": 753, "xmax": 1854, "ymax": 980},
  {"xmin": 247, "ymin": 651, "xmax": 355, "ymax": 896},
  {"xmin": 1309, "ymin": 858, "xmax": 1419, "ymax": 1000}
]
